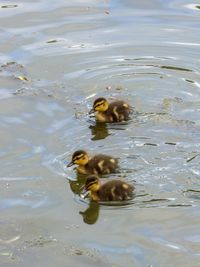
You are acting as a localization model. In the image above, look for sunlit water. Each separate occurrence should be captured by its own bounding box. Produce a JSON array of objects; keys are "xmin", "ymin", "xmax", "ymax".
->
[{"xmin": 0, "ymin": 0, "xmax": 200, "ymax": 266}]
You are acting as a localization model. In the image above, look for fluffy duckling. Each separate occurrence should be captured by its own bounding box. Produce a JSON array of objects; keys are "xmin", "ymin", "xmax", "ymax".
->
[
  {"xmin": 84, "ymin": 175, "xmax": 134, "ymax": 201},
  {"xmin": 89, "ymin": 97, "xmax": 132, "ymax": 122},
  {"xmin": 67, "ymin": 150, "xmax": 118, "ymax": 175}
]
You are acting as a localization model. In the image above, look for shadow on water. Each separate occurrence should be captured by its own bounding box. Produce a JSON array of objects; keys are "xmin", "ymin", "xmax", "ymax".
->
[
  {"xmin": 76, "ymin": 190, "xmax": 193, "ymax": 225},
  {"xmin": 77, "ymin": 194, "xmax": 137, "ymax": 225},
  {"xmin": 79, "ymin": 201, "xmax": 100, "ymax": 225},
  {"xmin": 89, "ymin": 121, "xmax": 110, "ymax": 141},
  {"xmin": 88, "ymin": 111, "xmax": 139, "ymax": 141},
  {"xmin": 78, "ymin": 197, "xmax": 142, "ymax": 225},
  {"xmin": 68, "ymin": 173, "xmax": 87, "ymax": 195},
  {"xmin": 88, "ymin": 120, "xmax": 133, "ymax": 140}
]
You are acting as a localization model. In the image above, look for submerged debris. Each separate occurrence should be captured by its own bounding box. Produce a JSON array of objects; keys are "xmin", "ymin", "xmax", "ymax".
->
[
  {"xmin": 116, "ymin": 86, "xmax": 124, "ymax": 90},
  {"xmin": 1, "ymin": 61, "xmax": 23, "ymax": 69},
  {"xmin": 1, "ymin": 62, "xmax": 30, "ymax": 83},
  {"xmin": 24, "ymin": 236, "xmax": 57, "ymax": 248}
]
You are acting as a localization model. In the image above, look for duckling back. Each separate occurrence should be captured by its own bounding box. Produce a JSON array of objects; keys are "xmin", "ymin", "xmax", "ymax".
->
[
  {"xmin": 98, "ymin": 180, "xmax": 134, "ymax": 201},
  {"xmin": 107, "ymin": 101, "xmax": 131, "ymax": 122},
  {"xmin": 86, "ymin": 154, "xmax": 118, "ymax": 175}
]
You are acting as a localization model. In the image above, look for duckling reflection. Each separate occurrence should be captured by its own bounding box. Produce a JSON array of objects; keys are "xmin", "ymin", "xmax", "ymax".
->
[
  {"xmin": 79, "ymin": 201, "xmax": 100, "ymax": 225},
  {"xmin": 67, "ymin": 150, "xmax": 119, "ymax": 175},
  {"xmin": 89, "ymin": 121, "xmax": 110, "ymax": 140},
  {"xmin": 89, "ymin": 97, "xmax": 132, "ymax": 123},
  {"xmin": 68, "ymin": 173, "xmax": 86, "ymax": 195}
]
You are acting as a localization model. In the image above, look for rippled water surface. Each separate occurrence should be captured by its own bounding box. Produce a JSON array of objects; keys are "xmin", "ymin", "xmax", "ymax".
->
[{"xmin": 0, "ymin": 0, "xmax": 200, "ymax": 266}]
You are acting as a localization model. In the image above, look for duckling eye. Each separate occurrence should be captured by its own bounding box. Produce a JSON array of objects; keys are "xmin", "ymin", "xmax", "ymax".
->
[
  {"xmin": 73, "ymin": 156, "xmax": 81, "ymax": 162},
  {"xmin": 95, "ymin": 103, "xmax": 101, "ymax": 108},
  {"xmin": 86, "ymin": 181, "xmax": 96, "ymax": 189},
  {"xmin": 95, "ymin": 101, "xmax": 105, "ymax": 109}
]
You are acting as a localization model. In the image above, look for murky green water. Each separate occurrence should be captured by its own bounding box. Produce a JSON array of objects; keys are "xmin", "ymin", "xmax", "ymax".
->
[{"xmin": 0, "ymin": 0, "xmax": 200, "ymax": 266}]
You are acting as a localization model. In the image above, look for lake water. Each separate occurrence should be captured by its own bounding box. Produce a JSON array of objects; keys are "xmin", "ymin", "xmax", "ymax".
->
[{"xmin": 0, "ymin": 0, "xmax": 200, "ymax": 266}]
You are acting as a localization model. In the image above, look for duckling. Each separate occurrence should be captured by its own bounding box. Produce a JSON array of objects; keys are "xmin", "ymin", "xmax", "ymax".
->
[
  {"xmin": 84, "ymin": 175, "xmax": 134, "ymax": 201},
  {"xmin": 67, "ymin": 150, "xmax": 118, "ymax": 175},
  {"xmin": 89, "ymin": 97, "xmax": 132, "ymax": 122}
]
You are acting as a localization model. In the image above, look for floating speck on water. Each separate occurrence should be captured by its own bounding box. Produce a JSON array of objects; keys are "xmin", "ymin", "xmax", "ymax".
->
[
  {"xmin": 85, "ymin": 93, "xmax": 96, "ymax": 100},
  {"xmin": 165, "ymin": 142, "xmax": 176, "ymax": 145},
  {"xmin": 46, "ymin": 39, "xmax": 62, "ymax": 44},
  {"xmin": 16, "ymin": 76, "xmax": 29, "ymax": 82},
  {"xmin": 144, "ymin": 143, "xmax": 157, "ymax": 146},
  {"xmin": 186, "ymin": 153, "xmax": 200, "ymax": 163}
]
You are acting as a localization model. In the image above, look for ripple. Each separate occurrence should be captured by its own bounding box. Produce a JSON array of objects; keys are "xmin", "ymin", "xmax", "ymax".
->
[
  {"xmin": 0, "ymin": 88, "xmax": 13, "ymax": 100},
  {"xmin": 75, "ymin": 188, "xmax": 192, "ymax": 210},
  {"xmin": 0, "ymin": 221, "xmax": 21, "ymax": 248},
  {"xmin": 184, "ymin": 4, "xmax": 200, "ymax": 11},
  {"xmin": 166, "ymin": 41, "xmax": 200, "ymax": 47},
  {"xmin": 63, "ymin": 52, "xmax": 200, "ymax": 89},
  {"xmin": 0, "ymin": 176, "xmax": 41, "ymax": 181},
  {"xmin": 0, "ymin": 196, "xmax": 49, "ymax": 209}
]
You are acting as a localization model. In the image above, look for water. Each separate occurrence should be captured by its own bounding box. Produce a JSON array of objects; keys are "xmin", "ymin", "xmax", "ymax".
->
[{"xmin": 0, "ymin": 0, "xmax": 200, "ymax": 266}]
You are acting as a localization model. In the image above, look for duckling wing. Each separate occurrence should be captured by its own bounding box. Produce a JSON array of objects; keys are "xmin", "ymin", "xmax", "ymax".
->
[
  {"xmin": 89, "ymin": 155, "xmax": 118, "ymax": 174},
  {"xmin": 99, "ymin": 180, "xmax": 119, "ymax": 201},
  {"xmin": 108, "ymin": 101, "xmax": 132, "ymax": 121},
  {"xmin": 99, "ymin": 180, "xmax": 134, "ymax": 201}
]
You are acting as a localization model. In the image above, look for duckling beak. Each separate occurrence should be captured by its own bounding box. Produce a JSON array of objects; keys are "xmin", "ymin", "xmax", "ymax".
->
[
  {"xmin": 67, "ymin": 161, "xmax": 74, "ymax": 167},
  {"xmin": 88, "ymin": 108, "xmax": 94, "ymax": 115}
]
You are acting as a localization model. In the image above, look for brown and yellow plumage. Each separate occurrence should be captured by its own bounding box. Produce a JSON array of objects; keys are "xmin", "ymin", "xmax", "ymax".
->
[
  {"xmin": 67, "ymin": 150, "xmax": 119, "ymax": 175},
  {"xmin": 89, "ymin": 97, "xmax": 132, "ymax": 122},
  {"xmin": 84, "ymin": 175, "xmax": 134, "ymax": 201}
]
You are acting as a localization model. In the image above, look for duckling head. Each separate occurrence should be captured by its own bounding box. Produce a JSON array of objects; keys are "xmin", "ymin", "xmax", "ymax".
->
[
  {"xmin": 85, "ymin": 175, "xmax": 101, "ymax": 193},
  {"xmin": 89, "ymin": 97, "xmax": 109, "ymax": 114},
  {"xmin": 67, "ymin": 150, "xmax": 89, "ymax": 167}
]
